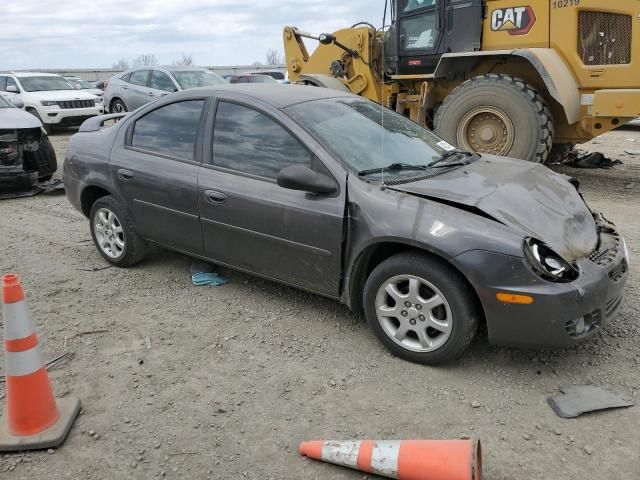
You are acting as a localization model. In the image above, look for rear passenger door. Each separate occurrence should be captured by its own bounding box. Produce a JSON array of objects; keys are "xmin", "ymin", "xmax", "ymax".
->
[
  {"xmin": 197, "ymin": 96, "xmax": 347, "ymax": 296},
  {"xmin": 125, "ymin": 70, "xmax": 152, "ymax": 110},
  {"xmin": 109, "ymin": 97, "xmax": 209, "ymax": 255}
]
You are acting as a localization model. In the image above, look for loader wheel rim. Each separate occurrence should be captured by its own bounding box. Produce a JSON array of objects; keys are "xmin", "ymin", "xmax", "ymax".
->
[{"xmin": 458, "ymin": 106, "xmax": 515, "ymax": 156}]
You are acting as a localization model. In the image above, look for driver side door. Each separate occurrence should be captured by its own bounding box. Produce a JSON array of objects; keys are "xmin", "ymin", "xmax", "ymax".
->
[{"xmin": 197, "ymin": 97, "xmax": 347, "ymax": 296}]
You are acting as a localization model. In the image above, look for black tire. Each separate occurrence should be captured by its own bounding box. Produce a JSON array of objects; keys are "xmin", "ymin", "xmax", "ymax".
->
[
  {"xmin": 435, "ymin": 74, "xmax": 554, "ymax": 163},
  {"xmin": 110, "ymin": 98, "xmax": 128, "ymax": 114},
  {"xmin": 363, "ymin": 252, "xmax": 479, "ymax": 365},
  {"xmin": 23, "ymin": 135, "xmax": 57, "ymax": 180},
  {"xmin": 547, "ymin": 143, "xmax": 575, "ymax": 164},
  {"xmin": 26, "ymin": 109, "xmax": 53, "ymax": 134},
  {"xmin": 89, "ymin": 195, "xmax": 147, "ymax": 267}
]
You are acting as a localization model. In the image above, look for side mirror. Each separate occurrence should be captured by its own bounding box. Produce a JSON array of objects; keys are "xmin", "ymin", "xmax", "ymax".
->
[
  {"xmin": 10, "ymin": 96, "xmax": 24, "ymax": 108},
  {"xmin": 6, "ymin": 85, "xmax": 19, "ymax": 93},
  {"xmin": 277, "ymin": 165, "xmax": 337, "ymax": 194}
]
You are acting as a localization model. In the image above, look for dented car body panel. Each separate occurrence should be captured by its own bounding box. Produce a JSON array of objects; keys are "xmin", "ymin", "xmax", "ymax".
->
[
  {"xmin": 64, "ymin": 85, "xmax": 629, "ymax": 349},
  {"xmin": 390, "ymin": 156, "xmax": 598, "ymax": 262},
  {"xmin": 0, "ymin": 96, "xmax": 57, "ymax": 197}
]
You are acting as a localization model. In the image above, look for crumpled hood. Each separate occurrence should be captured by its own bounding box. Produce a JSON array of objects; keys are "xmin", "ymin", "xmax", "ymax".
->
[
  {"xmin": 0, "ymin": 107, "xmax": 42, "ymax": 129},
  {"xmin": 389, "ymin": 156, "xmax": 598, "ymax": 261}
]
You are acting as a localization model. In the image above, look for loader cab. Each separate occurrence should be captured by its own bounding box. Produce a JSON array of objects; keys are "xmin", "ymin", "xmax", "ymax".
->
[{"xmin": 385, "ymin": 0, "xmax": 483, "ymax": 75}]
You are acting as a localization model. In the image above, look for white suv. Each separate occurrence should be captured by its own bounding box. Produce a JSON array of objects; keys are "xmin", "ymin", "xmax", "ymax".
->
[{"xmin": 0, "ymin": 72, "xmax": 103, "ymax": 133}]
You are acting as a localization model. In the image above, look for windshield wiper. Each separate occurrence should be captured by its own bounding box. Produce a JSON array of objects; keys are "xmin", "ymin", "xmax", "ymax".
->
[
  {"xmin": 358, "ymin": 163, "xmax": 430, "ymax": 177},
  {"xmin": 429, "ymin": 150, "xmax": 478, "ymax": 168}
]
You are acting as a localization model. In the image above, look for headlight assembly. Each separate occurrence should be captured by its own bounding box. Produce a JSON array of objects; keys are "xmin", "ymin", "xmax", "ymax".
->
[
  {"xmin": 41, "ymin": 101, "xmax": 58, "ymax": 107},
  {"xmin": 523, "ymin": 238, "xmax": 578, "ymax": 283}
]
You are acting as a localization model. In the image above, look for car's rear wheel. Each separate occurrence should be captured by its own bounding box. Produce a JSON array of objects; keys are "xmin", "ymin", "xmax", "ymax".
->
[
  {"xmin": 363, "ymin": 252, "xmax": 479, "ymax": 365},
  {"xmin": 110, "ymin": 99, "xmax": 127, "ymax": 113},
  {"xmin": 89, "ymin": 195, "xmax": 147, "ymax": 267}
]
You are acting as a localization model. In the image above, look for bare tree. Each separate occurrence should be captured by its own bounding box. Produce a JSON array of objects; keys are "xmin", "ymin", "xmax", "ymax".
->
[
  {"xmin": 132, "ymin": 54, "xmax": 158, "ymax": 67},
  {"xmin": 265, "ymin": 49, "xmax": 283, "ymax": 65},
  {"xmin": 111, "ymin": 58, "xmax": 130, "ymax": 70},
  {"xmin": 172, "ymin": 53, "xmax": 194, "ymax": 66}
]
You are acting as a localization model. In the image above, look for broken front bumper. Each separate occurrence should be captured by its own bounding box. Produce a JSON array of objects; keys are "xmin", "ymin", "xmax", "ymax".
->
[
  {"xmin": 453, "ymin": 230, "xmax": 629, "ymax": 348},
  {"xmin": 0, "ymin": 168, "xmax": 40, "ymax": 199}
]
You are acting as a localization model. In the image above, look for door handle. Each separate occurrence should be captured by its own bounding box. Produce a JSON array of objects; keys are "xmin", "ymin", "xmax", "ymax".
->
[
  {"xmin": 204, "ymin": 190, "xmax": 227, "ymax": 204},
  {"xmin": 147, "ymin": 92, "xmax": 155, "ymax": 96},
  {"xmin": 118, "ymin": 169, "xmax": 134, "ymax": 181}
]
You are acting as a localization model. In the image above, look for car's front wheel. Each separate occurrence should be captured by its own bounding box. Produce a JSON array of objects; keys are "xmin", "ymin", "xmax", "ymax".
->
[
  {"xmin": 363, "ymin": 252, "xmax": 479, "ymax": 365},
  {"xmin": 89, "ymin": 195, "xmax": 147, "ymax": 267},
  {"xmin": 110, "ymin": 99, "xmax": 128, "ymax": 113}
]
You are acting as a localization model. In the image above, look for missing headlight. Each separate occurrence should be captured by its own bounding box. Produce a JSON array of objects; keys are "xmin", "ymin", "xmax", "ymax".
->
[
  {"xmin": 523, "ymin": 238, "xmax": 579, "ymax": 283},
  {"xmin": 0, "ymin": 131, "xmax": 19, "ymax": 166}
]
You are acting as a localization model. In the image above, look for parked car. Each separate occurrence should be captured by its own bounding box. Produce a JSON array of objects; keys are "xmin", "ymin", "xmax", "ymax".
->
[
  {"xmin": 0, "ymin": 94, "xmax": 57, "ymax": 197},
  {"xmin": 93, "ymin": 80, "xmax": 108, "ymax": 91},
  {"xmin": 64, "ymin": 76, "xmax": 105, "ymax": 105},
  {"xmin": 228, "ymin": 74, "xmax": 277, "ymax": 84},
  {"xmin": 247, "ymin": 70, "xmax": 287, "ymax": 83},
  {"xmin": 0, "ymin": 73, "xmax": 103, "ymax": 134},
  {"xmin": 104, "ymin": 66, "xmax": 226, "ymax": 113},
  {"xmin": 628, "ymin": 118, "xmax": 640, "ymax": 127},
  {"xmin": 64, "ymin": 85, "xmax": 629, "ymax": 365}
]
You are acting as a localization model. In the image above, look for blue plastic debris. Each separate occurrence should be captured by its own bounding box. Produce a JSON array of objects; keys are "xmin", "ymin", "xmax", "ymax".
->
[{"xmin": 191, "ymin": 272, "xmax": 228, "ymax": 287}]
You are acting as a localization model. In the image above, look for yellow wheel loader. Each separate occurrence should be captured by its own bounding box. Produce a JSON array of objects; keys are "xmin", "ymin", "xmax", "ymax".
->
[{"xmin": 284, "ymin": 0, "xmax": 640, "ymax": 163}]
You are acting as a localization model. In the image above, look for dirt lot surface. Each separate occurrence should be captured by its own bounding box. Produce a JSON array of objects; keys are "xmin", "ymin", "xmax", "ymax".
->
[{"xmin": 1, "ymin": 127, "xmax": 639, "ymax": 479}]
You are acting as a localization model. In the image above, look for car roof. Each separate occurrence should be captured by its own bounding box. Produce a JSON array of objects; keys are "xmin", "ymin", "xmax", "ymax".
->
[
  {"xmin": 189, "ymin": 83, "xmax": 355, "ymax": 109},
  {"xmin": 122, "ymin": 66, "xmax": 210, "ymax": 73},
  {"xmin": 12, "ymin": 72, "xmax": 63, "ymax": 78}
]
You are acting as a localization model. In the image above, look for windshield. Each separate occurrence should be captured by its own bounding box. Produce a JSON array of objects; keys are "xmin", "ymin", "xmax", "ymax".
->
[
  {"xmin": 0, "ymin": 96, "xmax": 10, "ymax": 108},
  {"xmin": 286, "ymin": 98, "xmax": 453, "ymax": 174},
  {"xmin": 70, "ymin": 79, "xmax": 95, "ymax": 89},
  {"xmin": 171, "ymin": 70, "xmax": 226, "ymax": 90},
  {"xmin": 19, "ymin": 76, "xmax": 76, "ymax": 92}
]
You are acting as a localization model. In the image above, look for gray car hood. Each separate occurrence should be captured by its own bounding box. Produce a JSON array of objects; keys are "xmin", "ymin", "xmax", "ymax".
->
[
  {"xmin": 0, "ymin": 107, "xmax": 42, "ymax": 129},
  {"xmin": 389, "ymin": 156, "xmax": 598, "ymax": 262}
]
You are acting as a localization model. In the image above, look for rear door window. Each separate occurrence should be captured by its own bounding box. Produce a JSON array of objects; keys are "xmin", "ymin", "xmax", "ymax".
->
[
  {"xmin": 129, "ymin": 70, "xmax": 150, "ymax": 87},
  {"xmin": 131, "ymin": 100, "xmax": 206, "ymax": 160},
  {"xmin": 212, "ymin": 101, "xmax": 311, "ymax": 179},
  {"xmin": 150, "ymin": 71, "xmax": 177, "ymax": 92},
  {"xmin": 0, "ymin": 77, "xmax": 6, "ymax": 91}
]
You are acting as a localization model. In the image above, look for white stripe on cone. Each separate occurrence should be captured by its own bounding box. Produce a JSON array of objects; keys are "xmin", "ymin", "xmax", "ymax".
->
[
  {"xmin": 2, "ymin": 301, "xmax": 35, "ymax": 340},
  {"xmin": 371, "ymin": 441, "xmax": 401, "ymax": 478},
  {"xmin": 321, "ymin": 441, "xmax": 361, "ymax": 468},
  {"xmin": 5, "ymin": 345, "xmax": 44, "ymax": 377}
]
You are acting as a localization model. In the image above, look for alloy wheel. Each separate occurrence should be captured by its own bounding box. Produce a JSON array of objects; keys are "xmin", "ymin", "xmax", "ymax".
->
[
  {"xmin": 374, "ymin": 274, "xmax": 453, "ymax": 353},
  {"xmin": 93, "ymin": 208, "xmax": 125, "ymax": 259}
]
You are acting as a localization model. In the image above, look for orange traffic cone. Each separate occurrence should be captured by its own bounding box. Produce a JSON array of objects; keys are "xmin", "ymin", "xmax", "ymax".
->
[
  {"xmin": 0, "ymin": 273, "xmax": 80, "ymax": 451},
  {"xmin": 299, "ymin": 438, "xmax": 481, "ymax": 480}
]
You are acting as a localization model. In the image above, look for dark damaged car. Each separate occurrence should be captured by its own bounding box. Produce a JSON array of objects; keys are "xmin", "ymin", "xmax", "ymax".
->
[
  {"xmin": 63, "ymin": 85, "xmax": 629, "ymax": 365},
  {"xmin": 0, "ymin": 95, "xmax": 57, "ymax": 198}
]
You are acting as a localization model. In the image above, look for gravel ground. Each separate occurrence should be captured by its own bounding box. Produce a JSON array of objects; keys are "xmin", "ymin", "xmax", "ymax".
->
[{"xmin": 1, "ymin": 127, "xmax": 639, "ymax": 479}]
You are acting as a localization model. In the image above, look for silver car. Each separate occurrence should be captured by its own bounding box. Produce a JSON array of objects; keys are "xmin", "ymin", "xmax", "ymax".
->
[{"xmin": 104, "ymin": 66, "xmax": 226, "ymax": 113}]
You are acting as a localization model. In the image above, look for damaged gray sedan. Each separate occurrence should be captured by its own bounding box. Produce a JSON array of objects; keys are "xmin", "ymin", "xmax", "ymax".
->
[
  {"xmin": 0, "ymin": 95, "xmax": 57, "ymax": 198},
  {"xmin": 64, "ymin": 85, "xmax": 629, "ymax": 364}
]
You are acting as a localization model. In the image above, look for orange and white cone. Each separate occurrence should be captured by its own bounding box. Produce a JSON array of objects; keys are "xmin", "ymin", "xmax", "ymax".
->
[
  {"xmin": 299, "ymin": 438, "xmax": 481, "ymax": 480},
  {"xmin": 0, "ymin": 273, "xmax": 80, "ymax": 451}
]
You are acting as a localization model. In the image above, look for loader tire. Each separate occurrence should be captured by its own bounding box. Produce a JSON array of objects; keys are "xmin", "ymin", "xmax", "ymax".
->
[{"xmin": 435, "ymin": 74, "xmax": 554, "ymax": 163}]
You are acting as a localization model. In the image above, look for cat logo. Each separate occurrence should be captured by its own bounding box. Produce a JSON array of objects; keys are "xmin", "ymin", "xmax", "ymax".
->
[{"xmin": 490, "ymin": 6, "xmax": 536, "ymax": 35}]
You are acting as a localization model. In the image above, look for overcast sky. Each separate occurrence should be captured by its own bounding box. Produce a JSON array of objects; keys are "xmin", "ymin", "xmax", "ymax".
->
[{"xmin": 1, "ymin": 0, "xmax": 381, "ymax": 69}]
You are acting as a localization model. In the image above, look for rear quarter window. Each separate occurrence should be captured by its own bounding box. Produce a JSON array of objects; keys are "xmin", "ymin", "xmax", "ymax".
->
[{"xmin": 130, "ymin": 100, "xmax": 205, "ymax": 161}]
